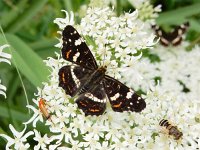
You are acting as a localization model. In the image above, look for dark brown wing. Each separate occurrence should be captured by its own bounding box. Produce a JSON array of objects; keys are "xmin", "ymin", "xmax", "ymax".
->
[
  {"xmin": 152, "ymin": 24, "xmax": 170, "ymax": 46},
  {"xmin": 76, "ymin": 83, "xmax": 106, "ymax": 116},
  {"xmin": 62, "ymin": 25, "xmax": 98, "ymax": 70},
  {"xmin": 171, "ymin": 22, "xmax": 190, "ymax": 46},
  {"xmin": 58, "ymin": 65, "xmax": 93, "ymax": 97},
  {"xmin": 103, "ymin": 75, "xmax": 146, "ymax": 112}
]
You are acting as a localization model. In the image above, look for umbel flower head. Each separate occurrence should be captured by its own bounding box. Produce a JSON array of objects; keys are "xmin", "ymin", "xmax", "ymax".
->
[
  {"xmin": 128, "ymin": 0, "xmax": 162, "ymax": 23},
  {"xmin": 1, "ymin": 2, "xmax": 200, "ymax": 150},
  {"xmin": 0, "ymin": 124, "xmax": 33, "ymax": 150}
]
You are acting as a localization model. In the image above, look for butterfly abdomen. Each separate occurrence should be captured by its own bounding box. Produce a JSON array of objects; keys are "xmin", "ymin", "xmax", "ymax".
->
[{"xmin": 159, "ymin": 119, "xmax": 183, "ymax": 140}]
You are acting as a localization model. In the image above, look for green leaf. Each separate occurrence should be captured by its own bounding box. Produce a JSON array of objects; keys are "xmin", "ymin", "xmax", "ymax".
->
[
  {"xmin": 0, "ymin": 105, "xmax": 28, "ymax": 122},
  {"xmin": 157, "ymin": 3, "xmax": 200, "ymax": 24},
  {"xmin": 188, "ymin": 19, "xmax": 200, "ymax": 32},
  {"xmin": 0, "ymin": 34, "xmax": 50, "ymax": 87},
  {"xmin": 6, "ymin": 0, "xmax": 48, "ymax": 33}
]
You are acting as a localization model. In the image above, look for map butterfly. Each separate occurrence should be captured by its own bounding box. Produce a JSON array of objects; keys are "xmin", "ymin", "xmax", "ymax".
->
[
  {"xmin": 152, "ymin": 22, "xmax": 189, "ymax": 46},
  {"xmin": 58, "ymin": 25, "xmax": 146, "ymax": 116}
]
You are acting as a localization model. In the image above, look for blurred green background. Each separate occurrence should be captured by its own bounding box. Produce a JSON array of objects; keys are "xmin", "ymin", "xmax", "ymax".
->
[{"xmin": 0, "ymin": 0, "xmax": 200, "ymax": 148}]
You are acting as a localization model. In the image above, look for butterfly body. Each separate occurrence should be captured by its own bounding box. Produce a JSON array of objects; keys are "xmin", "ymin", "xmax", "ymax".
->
[
  {"xmin": 58, "ymin": 25, "xmax": 146, "ymax": 116},
  {"xmin": 152, "ymin": 22, "xmax": 189, "ymax": 46},
  {"xmin": 78, "ymin": 66, "xmax": 106, "ymax": 95}
]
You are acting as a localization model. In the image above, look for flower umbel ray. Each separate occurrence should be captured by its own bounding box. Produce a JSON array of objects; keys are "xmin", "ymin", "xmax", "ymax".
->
[
  {"xmin": 0, "ymin": 124, "xmax": 33, "ymax": 150},
  {"xmin": 0, "ymin": 44, "xmax": 11, "ymax": 98}
]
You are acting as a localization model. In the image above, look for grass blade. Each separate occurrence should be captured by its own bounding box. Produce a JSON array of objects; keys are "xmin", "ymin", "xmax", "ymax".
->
[{"xmin": 0, "ymin": 34, "xmax": 50, "ymax": 87}]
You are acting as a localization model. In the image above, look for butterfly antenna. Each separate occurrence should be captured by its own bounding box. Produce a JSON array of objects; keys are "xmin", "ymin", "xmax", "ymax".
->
[{"xmin": 0, "ymin": 25, "xmax": 31, "ymax": 114}]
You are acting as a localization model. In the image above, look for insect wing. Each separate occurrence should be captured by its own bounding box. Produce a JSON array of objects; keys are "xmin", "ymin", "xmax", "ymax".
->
[
  {"xmin": 62, "ymin": 25, "xmax": 98, "ymax": 70},
  {"xmin": 58, "ymin": 65, "xmax": 93, "ymax": 97},
  {"xmin": 171, "ymin": 22, "xmax": 190, "ymax": 46},
  {"xmin": 152, "ymin": 24, "xmax": 170, "ymax": 46},
  {"xmin": 103, "ymin": 75, "xmax": 146, "ymax": 112},
  {"xmin": 76, "ymin": 83, "xmax": 106, "ymax": 116}
]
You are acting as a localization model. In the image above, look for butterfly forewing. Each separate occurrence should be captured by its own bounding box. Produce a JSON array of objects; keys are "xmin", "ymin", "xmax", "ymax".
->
[
  {"xmin": 76, "ymin": 83, "xmax": 106, "ymax": 116},
  {"xmin": 103, "ymin": 75, "xmax": 146, "ymax": 112},
  {"xmin": 62, "ymin": 25, "xmax": 98, "ymax": 70},
  {"xmin": 58, "ymin": 65, "xmax": 92, "ymax": 97}
]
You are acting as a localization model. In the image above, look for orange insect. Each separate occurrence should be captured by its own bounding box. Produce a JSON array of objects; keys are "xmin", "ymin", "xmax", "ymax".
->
[{"xmin": 38, "ymin": 98, "xmax": 51, "ymax": 121}]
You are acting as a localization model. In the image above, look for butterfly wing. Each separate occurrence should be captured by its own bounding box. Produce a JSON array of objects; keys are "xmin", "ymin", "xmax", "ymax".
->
[
  {"xmin": 76, "ymin": 83, "xmax": 106, "ymax": 116},
  {"xmin": 58, "ymin": 65, "xmax": 93, "ymax": 97},
  {"xmin": 170, "ymin": 22, "xmax": 190, "ymax": 46},
  {"xmin": 103, "ymin": 75, "xmax": 146, "ymax": 112},
  {"xmin": 152, "ymin": 24, "xmax": 171, "ymax": 46},
  {"xmin": 62, "ymin": 25, "xmax": 98, "ymax": 70}
]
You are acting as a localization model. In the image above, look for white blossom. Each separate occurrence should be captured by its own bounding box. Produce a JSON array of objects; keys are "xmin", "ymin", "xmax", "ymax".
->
[
  {"xmin": 0, "ymin": 44, "xmax": 11, "ymax": 98},
  {"xmin": 0, "ymin": 124, "xmax": 33, "ymax": 150},
  {"xmin": 0, "ymin": 80, "xmax": 7, "ymax": 98},
  {"xmin": 128, "ymin": 0, "xmax": 162, "ymax": 23},
  {"xmin": 0, "ymin": 44, "xmax": 11, "ymax": 64},
  {"xmin": 54, "ymin": 10, "xmax": 74, "ymax": 30},
  {"xmin": 33, "ymin": 129, "xmax": 52, "ymax": 150}
]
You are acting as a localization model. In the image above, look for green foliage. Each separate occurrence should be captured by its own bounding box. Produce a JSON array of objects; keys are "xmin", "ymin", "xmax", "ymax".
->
[
  {"xmin": 142, "ymin": 49, "xmax": 161, "ymax": 63},
  {"xmin": 0, "ymin": 34, "xmax": 50, "ymax": 87}
]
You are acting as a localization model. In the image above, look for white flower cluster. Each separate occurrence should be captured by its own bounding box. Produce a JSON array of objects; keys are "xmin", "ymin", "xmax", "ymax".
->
[
  {"xmin": 0, "ymin": 124, "xmax": 33, "ymax": 150},
  {"xmin": 128, "ymin": 0, "xmax": 162, "ymax": 23},
  {"xmin": 0, "ymin": 44, "xmax": 11, "ymax": 98},
  {"xmin": 1, "ymin": 1, "xmax": 200, "ymax": 150},
  {"xmin": 122, "ymin": 44, "xmax": 200, "ymax": 149}
]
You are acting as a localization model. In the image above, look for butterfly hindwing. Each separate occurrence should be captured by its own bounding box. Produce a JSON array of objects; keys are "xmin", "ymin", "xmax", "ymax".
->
[
  {"xmin": 62, "ymin": 25, "xmax": 98, "ymax": 70},
  {"xmin": 171, "ymin": 22, "xmax": 189, "ymax": 46},
  {"xmin": 76, "ymin": 83, "xmax": 106, "ymax": 116},
  {"xmin": 58, "ymin": 65, "xmax": 92, "ymax": 97},
  {"xmin": 103, "ymin": 75, "xmax": 146, "ymax": 112},
  {"xmin": 152, "ymin": 24, "xmax": 170, "ymax": 46}
]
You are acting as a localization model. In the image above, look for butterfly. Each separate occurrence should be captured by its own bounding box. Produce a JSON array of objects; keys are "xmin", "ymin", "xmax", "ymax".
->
[
  {"xmin": 58, "ymin": 25, "xmax": 146, "ymax": 116},
  {"xmin": 152, "ymin": 22, "xmax": 189, "ymax": 46}
]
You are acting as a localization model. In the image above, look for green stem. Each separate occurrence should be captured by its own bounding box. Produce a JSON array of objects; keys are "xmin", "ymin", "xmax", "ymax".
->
[{"xmin": 116, "ymin": 0, "xmax": 122, "ymax": 16}]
